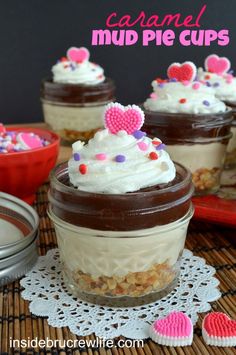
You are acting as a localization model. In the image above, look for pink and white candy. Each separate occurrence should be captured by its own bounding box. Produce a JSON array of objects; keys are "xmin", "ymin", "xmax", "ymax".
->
[
  {"xmin": 205, "ymin": 54, "xmax": 231, "ymax": 75},
  {"xmin": 17, "ymin": 132, "xmax": 44, "ymax": 150},
  {"xmin": 67, "ymin": 47, "xmax": 90, "ymax": 63},
  {"xmin": 149, "ymin": 311, "xmax": 193, "ymax": 346},
  {"xmin": 167, "ymin": 61, "xmax": 197, "ymax": 82},
  {"xmin": 104, "ymin": 103, "xmax": 145, "ymax": 135},
  {"xmin": 202, "ymin": 312, "xmax": 236, "ymax": 347}
]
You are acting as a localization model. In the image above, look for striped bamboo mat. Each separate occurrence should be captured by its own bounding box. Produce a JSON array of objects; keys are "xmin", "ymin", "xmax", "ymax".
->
[{"xmin": 0, "ymin": 183, "xmax": 236, "ymax": 355}]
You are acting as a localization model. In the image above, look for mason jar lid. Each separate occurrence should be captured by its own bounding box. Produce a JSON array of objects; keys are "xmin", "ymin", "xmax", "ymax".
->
[
  {"xmin": 0, "ymin": 192, "xmax": 39, "ymax": 259},
  {"xmin": 0, "ymin": 232, "xmax": 38, "ymax": 286}
]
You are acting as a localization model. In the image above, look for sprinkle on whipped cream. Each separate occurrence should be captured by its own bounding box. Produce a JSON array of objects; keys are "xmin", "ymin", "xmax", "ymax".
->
[
  {"xmin": 52, "ymin": 46, "xmax": 105, "ymax": 85},
  {"xmin": 68, "ymin": 103, "xmax": 176, "ymax": 194}
]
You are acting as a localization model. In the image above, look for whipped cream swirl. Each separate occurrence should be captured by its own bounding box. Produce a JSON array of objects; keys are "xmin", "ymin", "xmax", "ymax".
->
[
  {"xmin": 144, "ymin": 80, "xmax": 226, "ymax": 114},
  {"xmin": 52, "ymin": 60, "xmax": 105, "ymax": 85},
  {"xmin": 198, "ymin": 68, "xmax": 236, "ymax": 104},
  {"xmin": 68, "ymin": 129, "xmax": 176, "ymax": 194}
]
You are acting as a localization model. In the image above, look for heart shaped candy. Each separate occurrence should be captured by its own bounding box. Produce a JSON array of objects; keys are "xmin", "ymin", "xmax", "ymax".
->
[
  {"xmin": 205, "ymin": 54, "xmax": 230, "ymax": 75},
  {"xmin": 17, "ymin": 132, "xmax": 43, "ymax": 150},
  {"xmin": 167, "ymin": 61, "xmax": 197, "ymax": 82},
  {"xmin": 202, "ymin": 312, "xmax": 236, "ymax": 347},
  {"xmin": 149, "ymin": 311, "xmax": 193, "ymax": 346},
  {"xmin": 104, "ymin": 103, "xmax": 145, "ymax": 134},
  {"xmin": 67, "ymin": 47, "xmax": 90, "ymax": 63}
]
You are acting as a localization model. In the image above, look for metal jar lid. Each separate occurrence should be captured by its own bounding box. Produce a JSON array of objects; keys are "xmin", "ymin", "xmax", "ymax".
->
[
  {"xmin": 0, "ymin": 191, "xmax": 39, "ymax": 259},
  {"xmin": 0, "ymin": 232, "xmax": 39, "ymax": 286},
  {"xmin": 0, "ymin": 191, "xmax": 39, "ymax": 285}
]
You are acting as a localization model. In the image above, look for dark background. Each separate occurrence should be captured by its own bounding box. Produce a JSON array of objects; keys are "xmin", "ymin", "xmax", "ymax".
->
[{"xmin": 0, "ymin": 0, "xmax": 235, "ymax": 124}]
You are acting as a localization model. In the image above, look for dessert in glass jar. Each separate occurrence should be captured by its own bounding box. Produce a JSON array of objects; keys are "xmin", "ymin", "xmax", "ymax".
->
[
  {"xmin": 48, "ymin": 103, "xmax": 194, "ymax": 307},
  {"xmin": 143, "ymin": 61, "xmax": 233, "ymax": 195},
  {"xmin": 41, "ymin": 47, "xmax": 115, "ymax": 143},
  {"xmin": 198, "ymin": 54, "xmax": 236, "ymax": 168}
]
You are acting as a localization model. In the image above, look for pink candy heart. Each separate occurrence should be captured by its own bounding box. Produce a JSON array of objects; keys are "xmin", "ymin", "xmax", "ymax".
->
[
  {"xmin": 17, "ymin": 132, "xmax": 43, "ymax": 149},
  {"xmin": 104, "ymin": 103, "xmax": 145, "ymax": 134},
  {"xmin": 67, "ymin": 47, "xmax": 90, "ymax": 63},
  {"xmin": 205, "ymin": 54, "xmax": 230, "ymax": 75},
  {"xmin": 202, "ymin": 312, "xmax": 236, "ymax": 346},
  {"xmin": 167, "ymin": 61, "xmax": 197, "ymax": 82},
  {"xmin": 150, "ymin": 312, "xmax": 193, "ymax": 346},
  {"xmin": 153, "ymin": 312, "xmax": 192, "ymax": 337}
]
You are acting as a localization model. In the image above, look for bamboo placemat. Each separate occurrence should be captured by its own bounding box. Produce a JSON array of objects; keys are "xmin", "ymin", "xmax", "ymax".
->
[{"xmin": 0, "ymin": 183, "xmax": 236, "ymax": 355}]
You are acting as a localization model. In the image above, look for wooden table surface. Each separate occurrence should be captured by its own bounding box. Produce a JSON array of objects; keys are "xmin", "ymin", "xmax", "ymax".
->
[{"xmin": 0, "ymin": 123, "xmax": 236, "ymax": 354}]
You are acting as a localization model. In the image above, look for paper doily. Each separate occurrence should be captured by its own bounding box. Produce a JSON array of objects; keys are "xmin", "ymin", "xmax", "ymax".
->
[{"xmin": 20, "ymin": 249, "xmax": 221, "ymax": 340}]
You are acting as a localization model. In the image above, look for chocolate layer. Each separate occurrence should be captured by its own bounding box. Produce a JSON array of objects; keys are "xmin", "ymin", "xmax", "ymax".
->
[
  {"xmin": 41, "ymin": 78, "xmax": 116, "ymax": 104},
  {"xmin": 48, "ymin": 162, "xmax": 194, "ymax": 231},
  {"xmin": 142, "ymin": 107, "xmax": 233, "ymax": 144}
]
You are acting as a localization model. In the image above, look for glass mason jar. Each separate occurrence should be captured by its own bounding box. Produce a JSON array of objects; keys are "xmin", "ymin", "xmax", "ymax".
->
[
  {"xmin": 41, "ymin": 78, "xmax": 115, "ymax": 143},
  {"xmin": 48, "ymin": 162, "xmax": 194, "ymax": 307},
  {"xmin": 143, "ymin": 108, "xmax": 233, "ymax": 195},
  {"xmin": 224, "ymin": 103, "xmax": 236, "ymax": 168}
]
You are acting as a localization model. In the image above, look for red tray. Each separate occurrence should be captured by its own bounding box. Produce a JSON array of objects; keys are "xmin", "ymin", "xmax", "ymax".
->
[
  {"xmin": 192, "ymin": 168, "xmax": 236, "ymax": 227},
  {"xmin": 192, "ymin": 195, "xmax": 236, "ymax": 227}
]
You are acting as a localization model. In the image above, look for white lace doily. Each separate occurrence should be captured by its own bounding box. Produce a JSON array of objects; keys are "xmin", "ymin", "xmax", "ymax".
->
[{"xmin": 20, "ymin": 249, "xmax": 221, "ymax": 340}]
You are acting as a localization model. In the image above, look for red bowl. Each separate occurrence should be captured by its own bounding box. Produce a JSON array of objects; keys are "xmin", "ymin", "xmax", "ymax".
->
[{"xmin": 0, "ymin": 127, "xmax": 60, "ymax": 204}]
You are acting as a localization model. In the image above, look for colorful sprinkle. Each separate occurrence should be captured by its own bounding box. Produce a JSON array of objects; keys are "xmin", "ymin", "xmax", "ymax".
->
[
  {"xmin": 95, "ymin": 153, "xmax": 107, "ymax": 161},
  {"xmin": 156, "ymin": 143, "xmax": 166, "ymax": 151},
  {"xmin": 115, "ymin": 154, "xmax": 126, "ymax": 163},
  {"xmin": 204, "ymin": 74, "xmax": 211, "ymax": 80},
  {"xmin": 156, "ymin": 78, "xmax": 167, "ymax": 84},
  {"xmin": 150, "ymin": 93, "xmax": 157, "ymax": 99},
  {"xmin": 158, "ymin": 83, "xmax": 165, "ymax": 88},
  {"xmin": 213, "ymin": 82, "xmax": 220, "ymax": 87},
  {"xmin": 149, "ymin": 152, "xmax": 158, "ymax": 160},
  {"xmin": 206, "ymin": 81, "xmax": 211, "ymax": 87},
  {"xmin": 137, "ymin": 141, "xmax": 148, "ymax": 151},
  {"xmin": 79, "ymin": 164, "xmax": 87, "ymax": 175},
  {"xmin": 73, "ymin": 153, "xmax": 81, "ymax": 161},
  {"xmin": 169, "ymin": 78, "xmax": 178, "ymax": 82},
  {"xmin": 152, "ymin": 139, "xmax": 162, "ymax": 146},
  {"xmin": 70, "ymin": 63, "xmax": 76, "ymax": 71},
  {"xmin": 133, "ymin": 130, "xmax": 146, "ymax": 139},
  {"xmin": 192, "ymin": 82, "xmax": 200, "ymax": 90},
  {"xmin": 203, "ymin": 100, "xmax": 210, "ymax": 106},
  {"xmin": 60, "ymin": 57, "xmax": 68, "ymax": 62},
  {"xmin": 182, "ymin": 81, "xmax": 190, "ymax": 86},
  {"xmin": 226, "ymin": 77, "xmax": 233, "ymax": 84},
  {"xmin": 179, "ymin": 98, "xmax": 187, "ymax": 104}
]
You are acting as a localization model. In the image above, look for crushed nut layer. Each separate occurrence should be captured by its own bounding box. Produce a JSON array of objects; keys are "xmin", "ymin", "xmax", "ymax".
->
[
  {"xmin": 192, "ymin": 167, "xmax": 220, "ymax": 192},
  {"xmin": 67, "ymin": 263, "xmax": 176, "ymax": 297}
]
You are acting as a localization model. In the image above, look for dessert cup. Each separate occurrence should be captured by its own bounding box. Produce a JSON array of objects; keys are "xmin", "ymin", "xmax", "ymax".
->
[
  {"xmin": 143, "ymin": 109, "xmax": 233, "ymax": 195},
  {"xmin": 48, "ymin": 161, "xmax": 194, "ymax": 307},
  {"xmin": 41, "ymin": 78, "xmax": 115, "ymax": 143},
  {"xmin": 223, "ymin": 103, "xmax": 236, "ymax": 168},
  {"xmin": 197, "ymin": 55, "xmax": 236, "ymax": 169}
]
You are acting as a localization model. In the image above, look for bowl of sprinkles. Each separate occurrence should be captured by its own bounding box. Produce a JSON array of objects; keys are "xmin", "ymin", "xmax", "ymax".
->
[{"xmin": 0, "ymin": 124, "xmax": 60, "ymax": 204}]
